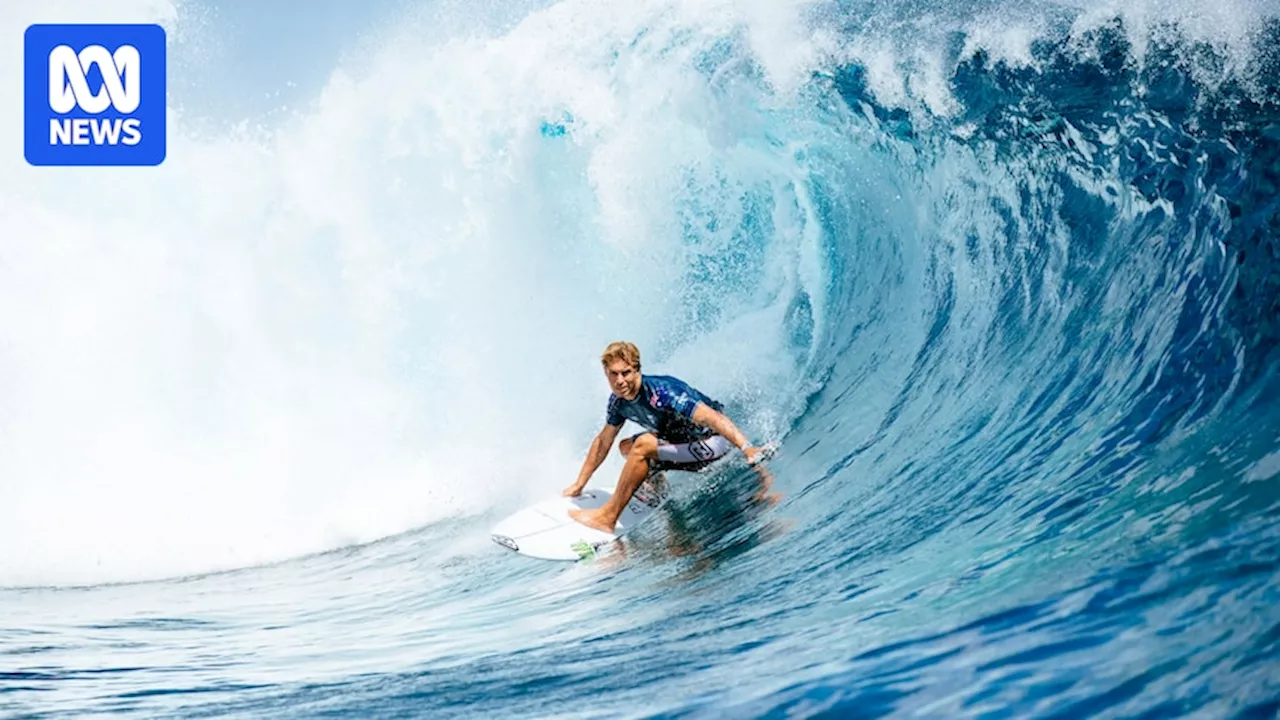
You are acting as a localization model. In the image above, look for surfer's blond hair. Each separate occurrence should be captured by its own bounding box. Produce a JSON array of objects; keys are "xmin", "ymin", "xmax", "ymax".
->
[{"xmin": 601, "ymin": 341, "xmax": 641, "ymax": 371}]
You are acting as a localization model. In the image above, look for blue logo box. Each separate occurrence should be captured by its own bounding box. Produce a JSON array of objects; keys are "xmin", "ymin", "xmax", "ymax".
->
[{"xmin": 24, "ymin": 24, "xmax": 167, "ymax": 166}]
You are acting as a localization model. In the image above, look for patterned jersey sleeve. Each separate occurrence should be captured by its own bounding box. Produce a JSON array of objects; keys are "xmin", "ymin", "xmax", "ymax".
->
[
  {"xmin": 653, "ymin": 377, "xmax": 702, "ymax": 419},
  {"xmin": 605, "ymin": 395, "xmax": 625, "ymax": 427}
]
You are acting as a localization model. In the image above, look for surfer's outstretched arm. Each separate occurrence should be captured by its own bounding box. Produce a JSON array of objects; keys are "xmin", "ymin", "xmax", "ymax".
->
[
  {"xmin": 690, "ymin": 403, "xmax": 766, "ymax": 464},
  {"xmin": 563, "ymin": 423, "xmax": 621, "ymax": 496},
  {"xmin": 691, "ymin": 402, "xmax": 776, "ymax": 491}
]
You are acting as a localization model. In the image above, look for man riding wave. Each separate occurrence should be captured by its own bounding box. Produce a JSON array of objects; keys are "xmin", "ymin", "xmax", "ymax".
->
[{"xmin": 565, "ymin": 341, "xmax": 770, "ymax": 533}]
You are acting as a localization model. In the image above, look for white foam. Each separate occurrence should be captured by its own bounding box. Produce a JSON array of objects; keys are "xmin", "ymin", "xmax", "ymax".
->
[{"xmin": 830, "ymin": 0, "xmax": 1278, "ymax": 118}]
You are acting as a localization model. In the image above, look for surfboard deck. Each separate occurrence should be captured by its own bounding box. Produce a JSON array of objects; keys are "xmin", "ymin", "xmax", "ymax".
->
[{"xmin": 491, "ymin": 473, "xmax": 670, "ymax": 561}]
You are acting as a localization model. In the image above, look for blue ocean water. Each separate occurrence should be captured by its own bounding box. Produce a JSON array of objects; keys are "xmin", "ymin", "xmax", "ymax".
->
[{"xmin": 3, "ymin": 0, "xmax": 1280, "ymax": 717}]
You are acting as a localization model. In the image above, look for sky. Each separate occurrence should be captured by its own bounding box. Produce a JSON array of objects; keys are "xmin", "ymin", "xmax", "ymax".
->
[{"xmin": 168, "ymin": 0, "xmax": 410, "ymax": 126}]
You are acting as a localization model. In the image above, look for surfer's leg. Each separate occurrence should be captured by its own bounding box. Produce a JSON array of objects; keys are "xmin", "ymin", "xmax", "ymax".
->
[
  {"xmin": 618, "ymin": 432, "xmax": 646, "ymax": 458},
  {"xmin": 570, "ymin": 433, "xmax": 659, "ymax": 533},
  {"xmin": 649, "ymin": 435, "xmax": 735, "ymax": 472}
]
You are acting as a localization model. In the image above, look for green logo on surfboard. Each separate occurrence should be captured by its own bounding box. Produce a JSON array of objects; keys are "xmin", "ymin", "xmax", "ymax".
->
[{"xmin": 570, "ymin": 540, "xmax": 597, "ymax": 560}]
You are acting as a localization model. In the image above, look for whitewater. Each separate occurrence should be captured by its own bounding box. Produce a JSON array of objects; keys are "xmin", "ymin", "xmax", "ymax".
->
[{"xmin": 2, "ymin": 0, "xmax": 1278, "ymax": 716}]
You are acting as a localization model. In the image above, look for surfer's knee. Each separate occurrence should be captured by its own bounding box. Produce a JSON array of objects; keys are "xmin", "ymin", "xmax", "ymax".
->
[
  {"xmin": 619, "ymin": 437, "xmax": 634, "ymax": 457},
  {"xmin": 630, "ymin": 433, "xmax": 659, "ymax": 458}
]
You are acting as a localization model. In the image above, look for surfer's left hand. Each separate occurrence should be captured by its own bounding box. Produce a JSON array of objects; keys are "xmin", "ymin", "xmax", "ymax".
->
[{"xmin": 744, "ymin": 443, "xmax": 775, "ymax": 466}]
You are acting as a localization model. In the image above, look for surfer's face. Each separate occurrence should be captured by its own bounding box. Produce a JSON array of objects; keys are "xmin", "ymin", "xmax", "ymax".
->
[{"xmin": 605, "ymin": 358, "xmax": 641, "ymax": 400}]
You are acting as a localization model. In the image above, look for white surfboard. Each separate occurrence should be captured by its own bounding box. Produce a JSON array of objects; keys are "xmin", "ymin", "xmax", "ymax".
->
[{"xmin": 491, "ymin": 474, "xmax": 670, "ymax": 561}]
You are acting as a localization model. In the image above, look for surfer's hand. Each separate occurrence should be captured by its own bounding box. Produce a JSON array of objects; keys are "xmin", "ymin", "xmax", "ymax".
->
[
  {"xmin": 562, "ymin": 483, "xmax": 585, "ymax": 497},
  {"xmin": 744, "ymin": 442, "xmax": 777, "ymax": 466}
]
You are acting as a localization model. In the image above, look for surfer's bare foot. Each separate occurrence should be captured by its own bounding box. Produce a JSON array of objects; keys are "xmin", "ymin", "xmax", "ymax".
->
[{"xmin": 569, "ymin": 507, "xmax": 615, "ymax": 534}]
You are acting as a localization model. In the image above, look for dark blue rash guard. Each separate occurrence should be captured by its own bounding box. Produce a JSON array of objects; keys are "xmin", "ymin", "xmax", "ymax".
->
[{"xmin": 605, "ymin": 375, "xmax": 724, "ymax": 443}]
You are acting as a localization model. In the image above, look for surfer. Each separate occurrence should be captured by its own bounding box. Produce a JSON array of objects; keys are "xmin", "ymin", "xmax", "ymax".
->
[{"xmin": 564, "ymin": 341, "xmax": 771, "ymax": 533}]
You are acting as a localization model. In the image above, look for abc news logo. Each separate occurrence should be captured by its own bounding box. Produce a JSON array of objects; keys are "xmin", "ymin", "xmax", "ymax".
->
[
  {"xmin": 24, "ymin": 24, "xmax": 166, "ymax": 166},
  {"xmin": 49, "ymin": 44, "xmax": 143, "ymax": 146}
]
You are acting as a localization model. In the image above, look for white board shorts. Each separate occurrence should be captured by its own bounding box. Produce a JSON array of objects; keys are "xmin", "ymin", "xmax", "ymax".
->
[{"xmin": 629, "ymin": 432, "xmax": 735, "ymax": 472}]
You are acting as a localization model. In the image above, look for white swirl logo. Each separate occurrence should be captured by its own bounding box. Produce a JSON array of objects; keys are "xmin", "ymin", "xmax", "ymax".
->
[{"xmin": 48, "ymin": 44, "xmax": 140, "ymax": 114}]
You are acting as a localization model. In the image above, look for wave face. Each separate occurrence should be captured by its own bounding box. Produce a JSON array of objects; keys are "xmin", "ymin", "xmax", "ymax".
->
[{"xmin": 2, "ymin": 0, "xmax": 1279, "ymax": 716}]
